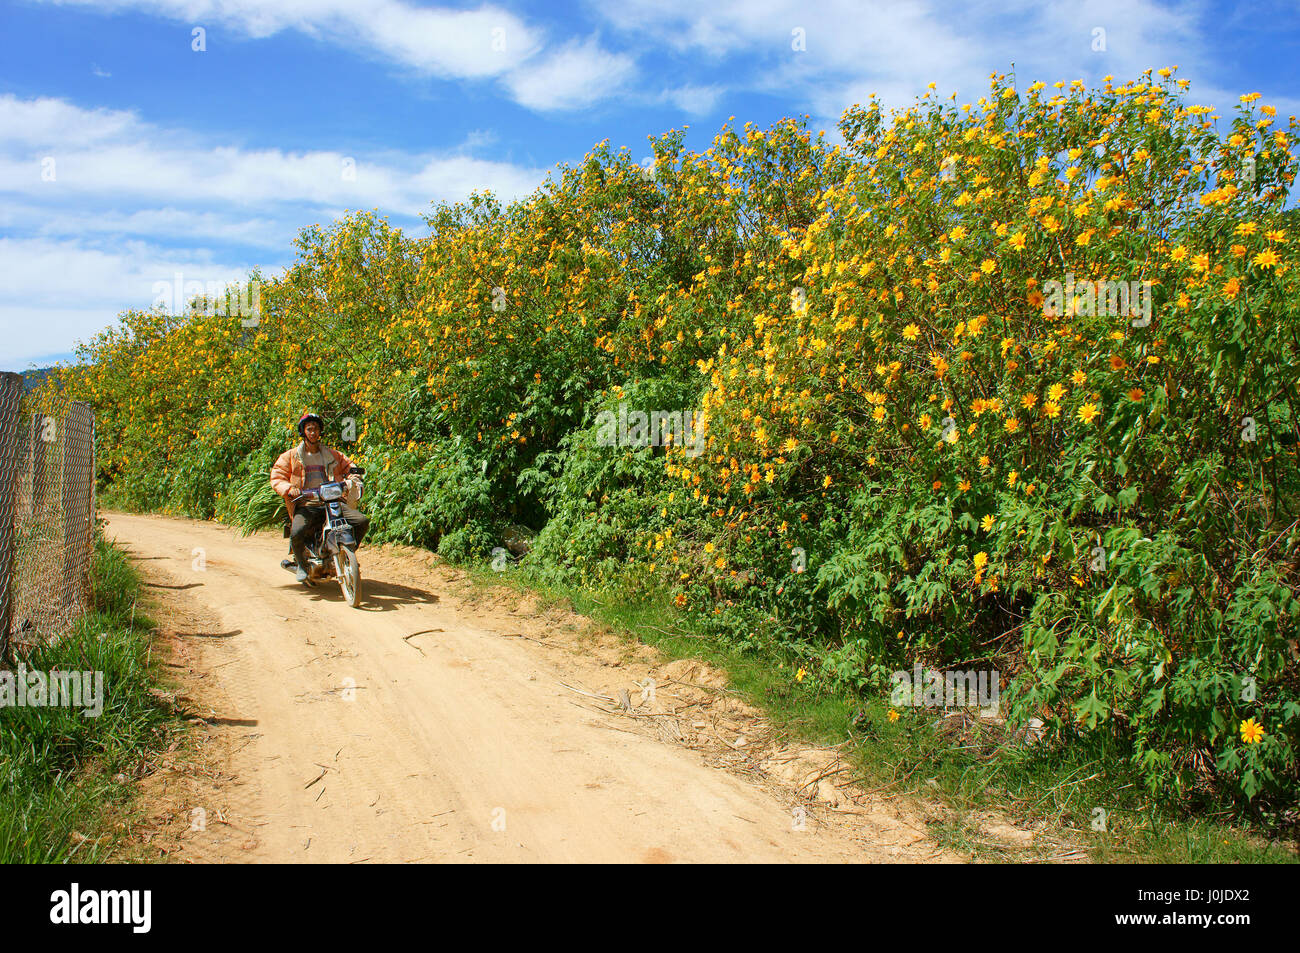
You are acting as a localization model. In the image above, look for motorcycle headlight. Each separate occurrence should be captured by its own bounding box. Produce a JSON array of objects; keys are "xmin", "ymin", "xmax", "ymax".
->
[{"xmin": 319, "ymin": 483, "xmax": 343, "ymax": 502}]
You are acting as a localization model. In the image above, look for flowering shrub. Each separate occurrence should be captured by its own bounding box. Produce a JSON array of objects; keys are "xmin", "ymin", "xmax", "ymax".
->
[
  {"xmin": 47, "ymin": 70, "xmax": 1298, "ymax": 806},
  {"xmin": 676, "ymin": 71, "xmax": 1300, "ymax": 803}
]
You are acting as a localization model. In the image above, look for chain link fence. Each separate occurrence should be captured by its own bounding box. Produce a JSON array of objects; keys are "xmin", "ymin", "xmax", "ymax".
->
[{"xmin": 0, "ymin": 372, "xmax": 96, "ymax": 659}]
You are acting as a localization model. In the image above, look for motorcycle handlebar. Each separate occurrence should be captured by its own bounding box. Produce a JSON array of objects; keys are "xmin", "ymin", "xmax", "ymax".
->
[{"xmin": 295, "ymin": 475, "xmax": 362, "ymax": 500}]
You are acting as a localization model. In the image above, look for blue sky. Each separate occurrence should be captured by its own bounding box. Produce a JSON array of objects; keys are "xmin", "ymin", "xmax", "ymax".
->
[{"xmin": 1, "ymin": 0, "xmax": 1297, "ymax": 370}]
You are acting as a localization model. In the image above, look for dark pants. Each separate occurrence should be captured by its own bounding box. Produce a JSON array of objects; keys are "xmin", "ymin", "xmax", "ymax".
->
[{"xmin": 290, "ymin": 503, "xmax": 370, "ymax": 568}]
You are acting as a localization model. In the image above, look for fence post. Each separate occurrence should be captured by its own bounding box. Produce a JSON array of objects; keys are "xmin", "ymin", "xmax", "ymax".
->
[
  {"xmin": 0, "ymin": 372, "xmax": 24, "ymax": 660},
  {"xmin": 88, "ymin": 412, "xmax": 96, "ymax": 581},
  {"xmin": 30, "ymin": 412, "xmax": 47, "ymax": 519},
  {"xmin": 60, "ymin": 402, "xmax": 94, "ymax": 623},
  {"xmin": 26, "ymin": 413, "xmax": 37, "ymax": 520}
]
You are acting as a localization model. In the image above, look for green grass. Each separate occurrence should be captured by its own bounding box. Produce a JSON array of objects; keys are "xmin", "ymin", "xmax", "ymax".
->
[
  {"xmin": 0, "ymin": 530, "xmax": 178, "ymax": 862},
  {"xmin": 458, "ymin": 556, "xmax": 1298, "ymax": 864}
]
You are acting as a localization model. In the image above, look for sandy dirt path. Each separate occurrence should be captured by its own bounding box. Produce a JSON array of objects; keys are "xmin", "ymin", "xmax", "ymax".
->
[{"xmin": 106, "ymin": 511, "xmax": 953, "ymax": 864}]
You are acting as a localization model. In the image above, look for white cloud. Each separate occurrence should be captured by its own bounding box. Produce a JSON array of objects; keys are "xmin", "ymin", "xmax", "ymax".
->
[
  {"xmin": 662, "ymin": 85, "xmax": 726, "ymax": 116},
  {"xmin": 0, "ymin": 96, "xmax": 137, "ymax": 148},
  {"xmin": 0, "ymin": 237, "xmax": 249, "ymax": 309},
  {"xmin": 0, "ymin": 93, "xmax": 550, "ymax": 365},
  {"xmin": 45, "ymin": 0, "xmax": 542, "ymax": 75},
  {"xmin": 40, "ymin": 0, "xmax": 636, "ymax": 111},
  {"xmin": 0, "ymin": 94, "xmax": 547, "ymax": 210},
  {"xmin": 502, "ymin": 36, "xmax": 637, "ymax": 112},
  {"xmin": 0, "ymin": 204, "xmax": 291, "ymax": 248},
  {"xmin": 36, "ymin": 0, "xmax": 1293, "ymax": 125},
  {"xmin": 0, "ymin": 146, "xmax": 547, "ymax": 215},
  {"xmin": 0, "ymin": 309, "xmax": 125, "ymax": 368},
  {"xmin": 0, "ymin": 236, "xmax": 261, "ymax": 366},
  {"xmin": 589, "ymin": 0, "xmax": 1222, "ymax": 126}
]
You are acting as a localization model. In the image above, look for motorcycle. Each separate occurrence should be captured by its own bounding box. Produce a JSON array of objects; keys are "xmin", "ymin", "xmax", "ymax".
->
[{"xmin": 280, "ymin": 466, "xmax": 366, "ymax": 607}]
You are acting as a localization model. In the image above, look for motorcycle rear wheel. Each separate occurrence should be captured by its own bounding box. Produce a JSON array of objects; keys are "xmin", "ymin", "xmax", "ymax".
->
[{"xmin": 335, "ymin": 546, "xmax": 362, "ymax": 607}]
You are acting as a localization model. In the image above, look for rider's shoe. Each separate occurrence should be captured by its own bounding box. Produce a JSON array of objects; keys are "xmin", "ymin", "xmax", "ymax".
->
[{"xmin": 295, "ymin": 565, "xmax": 314, "ymax": 586}]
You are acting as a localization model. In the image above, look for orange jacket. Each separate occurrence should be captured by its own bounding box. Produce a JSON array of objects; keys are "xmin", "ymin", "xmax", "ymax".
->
[{"xmin": 270, "ymin": 441, "xmax": 358, "ymax": 519}]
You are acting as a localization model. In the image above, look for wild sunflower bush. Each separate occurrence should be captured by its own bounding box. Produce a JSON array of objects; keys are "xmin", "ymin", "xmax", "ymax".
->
[
  {"xmin": 674, "ymin": 71, "xmax": 1300, "ymax": 802},
  {"xmin": 44, "ymin": 69, "xmax": 1298, "ymax": 807}
]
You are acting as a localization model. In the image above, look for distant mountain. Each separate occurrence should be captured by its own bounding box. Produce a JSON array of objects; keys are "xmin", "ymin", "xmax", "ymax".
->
[{"xmin": 20, "ymin": 367, "xmax": 54, "ymax": 391}]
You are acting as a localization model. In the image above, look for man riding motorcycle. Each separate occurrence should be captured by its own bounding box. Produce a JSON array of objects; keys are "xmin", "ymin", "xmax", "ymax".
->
[{"xmin": 270, "ymin": 412, "xmax": 370, "ymax": 586}]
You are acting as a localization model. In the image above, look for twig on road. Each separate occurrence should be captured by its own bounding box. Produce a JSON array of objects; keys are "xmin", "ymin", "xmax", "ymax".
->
[
  {"xmin": 402, "ymin": 628, "xmax": 443, "ymax": 655},
  {"xmin": 557, "ymin": 680, "xmax": 616, "ymax": 704},
  {"xmin": 499, "ymin": 631, "xmax": 552, "ymax": 646},
  {"xmin": 305, "ymin": 766, "xmax": 328, "ymax": 789}
]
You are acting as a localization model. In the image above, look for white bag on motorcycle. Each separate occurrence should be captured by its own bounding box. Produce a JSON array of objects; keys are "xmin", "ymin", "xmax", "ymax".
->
[{"xmin": 345, "ymin": 474, "xmax": 363, "ymax": 508}]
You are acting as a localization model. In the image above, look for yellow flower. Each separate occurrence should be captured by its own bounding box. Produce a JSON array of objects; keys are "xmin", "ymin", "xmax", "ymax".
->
[
  {"xmin": 980, "ymin": 514, "xmax": 995, "ymax": 531},
  {"xmin": 1078, "ymin": 402, "xmax": 1100, "ymax": 424},
  {"xmin": 1253, "ymin": 249, "xmax": 1280, "ymax": 268},
  {"xmin": 978, "ymin": 455, "xmax": 990, "ymax": 469},
  {"xmin": 1240, "ymin": 718, "xmax": 1265, "ymax": 745},
  {"xmin": 1009, "ymin": 232, "xmax": 1026, "ymax": 250},
  {"xmin": 903, "ymin": 323, "xmax": 921, "ymax": 340},
  {"xmin": 1043, "ymin": 401, "xmax": 1061, "ymax": 418},
  {"xmin": 795, "ymin": 667, "xmax": 807, "ymax": 683},
  {"xmin": 887, "ymin": 709, "xmax": 900, "ymax": 723},
  {"xmin": 973, "ymin": 551, "xmax": 988, "ymax": 570},
  {"xmin": 1071, "ymin": 370, "xmax": 1088, "ymax": 386},
  {"xmin": 980, "ymin": 258, "xmax": 996, "ymax": 274}
]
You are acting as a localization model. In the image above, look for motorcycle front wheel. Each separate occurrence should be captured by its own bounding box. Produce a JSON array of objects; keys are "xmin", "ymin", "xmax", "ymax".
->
[{"xmin": 334, "ymin": 546, "xmax": 362, "ymax": 607}]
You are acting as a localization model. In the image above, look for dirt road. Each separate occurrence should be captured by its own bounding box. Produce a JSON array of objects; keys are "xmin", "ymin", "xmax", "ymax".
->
[{"xmin": 106, "ymin": 511, "xmax": 952, "ymax": 863}]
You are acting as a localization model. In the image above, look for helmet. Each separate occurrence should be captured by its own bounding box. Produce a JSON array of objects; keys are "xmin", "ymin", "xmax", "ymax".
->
[{"xmin": 297, "ymin": 412, "xmax": 325, "ymax": 437}]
